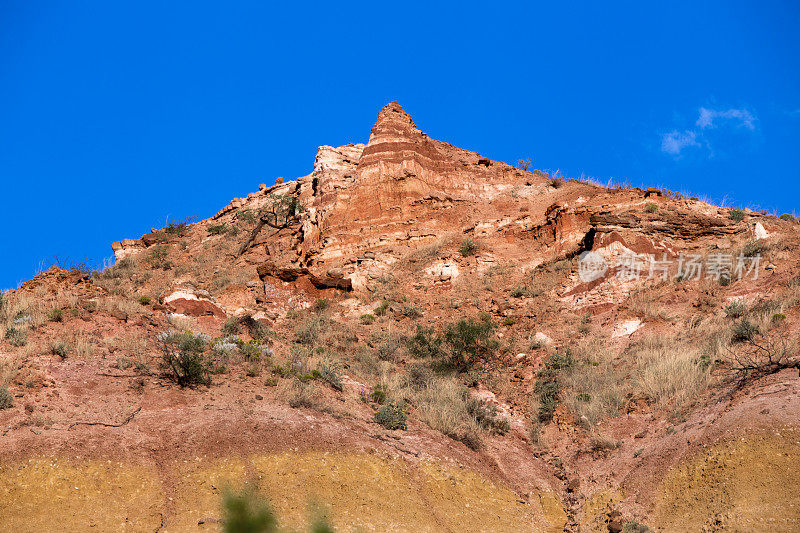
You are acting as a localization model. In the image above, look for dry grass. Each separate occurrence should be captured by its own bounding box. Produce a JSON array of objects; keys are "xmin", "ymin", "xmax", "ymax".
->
[
  {"xmin": 563, "ymin": 342, "xmax": 626, "ymax": 428},
  {"xmin": 630, "ymin": 336, "xmax": 710, "ymax": 409}
]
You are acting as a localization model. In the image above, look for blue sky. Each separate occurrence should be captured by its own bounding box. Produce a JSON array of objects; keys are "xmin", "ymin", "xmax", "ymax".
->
[{"xmin": 1, "ymin": 1, "xmax": 798, "ymax": 288}]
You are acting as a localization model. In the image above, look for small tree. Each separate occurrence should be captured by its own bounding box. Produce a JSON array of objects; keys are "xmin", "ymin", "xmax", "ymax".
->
[
  {"xmin": 158, "ymin": 331, "xmax": 212, "ymax": 386},
  {"xmin": 725, "ymin": 332, "xmax": 799, "ymax": 384},
  {"xmin": 443, "ymin": 316, "xmax": 499, "ymax": 371},
  {"xmin": 237, "ymin": 194, "xmax": 302, "ymax": 257}
]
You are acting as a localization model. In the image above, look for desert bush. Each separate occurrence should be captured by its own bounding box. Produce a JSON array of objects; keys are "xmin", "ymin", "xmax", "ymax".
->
[
  {"xmin": 408, "ymin": 377, "xmax": 484, "ymax": 448},
  {"xmin": 729, "ymin": 208, "xmax": 745, "ymax": 222},
  {"xmin": 157, "ymin": 330, "xmax": 212, "ymax": 386},
  {"xmin": 165, "ymin": 216, "xmax": 195, "ymax": 236},
  {"xmin": 443, "ymin": 316, "xmax": 499, "ymax": 371},
  {"xmin": 780, "ymin": 213, "xmax": 797, "ymax": 223},
  {"xmin": 241, "ymin": 315, "xmax": 272, "ymax": 341},
  {"xmin": 732, "ymin": 319, "xmax": 759, "ymax": 343},
  {"xmin": 360, "ymin": 313, "xmax": 375, "ymax": 324},
  {"xmin": 459, "ymin": 239, "xmax": 478, "ymax": 257},
  {"xmin": 313, "ymin": 298, "xmax": 329, "ymax": 312},
  {"xmin": 138, "ymin": 296, "xmax": 152, "ymax": 305},
  {"xmin": 50, "ymin": 341, "xmax": 69, "ymax": 358},
  {"xmin": 222, "ymin": 488, "xmax": 277, "ymax": 533},
  {"xmin": 406, "ymin": 325, "xmax": 443, "ymax": 358},
  {"xmin": 147, "ymin": 245, "xmax": 172, "ymax": 270},
  {"xmin": 296, "ymin": 315, "xmax": 326, "ymax": 346},
  {"xmin": 741, "ymin": 240, "xmax": 768, "ymax": 257},
  {"xmin": 406, "ymin": 362, "xmax": 433, "ymax": 391},
  {"xmin": 222, "ymin": 487, "xmax": 333, "ymax": 533},
  {"xmin": 316, "ymin": 361, "xmax": 343, "ymax": 391},
  {"xmin": 373, "ymin": 332, "xmax": 401, "ymax": 362},
  {"xmin": 724, "ymin": 300, "xmax": 745, "ymax": 318},
  {"xmin": 47, "ymin": 308, "xmax": 63, "ymax": 322},
  {"xmin": 222, "ymin": 317, "xmax": 242, "ymax": 336},
  {"xmin": 645, "ymin": 203, "xmax": 658, "ymax": 213},
  {"xmin": 284, "ymin": 378, "xmax": 318, "ymax": 409},
  {"xmin": 374, "ymin": 401, "xmax": 407, "ymax": 430},
  {"xmin": 0, "ymin": 385, "xmax": 12, "ymax": 410},
  {"xmin": 401, "ymin": 304, "xmax": 421, "ymax": 318},
  {"xmin": 466, "ymin": 397, "xmax": 510, "ymax": 434},
  {"xmin": 208, "ymin": 223, "xmax": 236, "ymax": 236},
  {"xmin": 237, "ymin": 339, "xmax": 272, "ymax": 362},
  {"xmin": 631, "ymin": 336, "xmax": 709, "ymax": 409},
  {"xmin": 534, "ymin": 350, "xmax": 574, "ymax": 422},
  {"xmin": 5, "ymin": 327, "xmax": 26, "ymax": 347},
  {"xmin": 374, "ymin": 300, "xmax": 390, "ymax": 316}
]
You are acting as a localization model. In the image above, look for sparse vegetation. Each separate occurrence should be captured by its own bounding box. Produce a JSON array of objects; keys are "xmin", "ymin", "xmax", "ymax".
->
[
  {"xmin": 5, "ymin": 327, "xmax": 27, "ymax": 347},
  {"xmin": 147, "ymin": 245, "xmax": 172, "ymax": 270},
  {"xmin": 442, "ymin": 315, "xmax": 499, "ymax": 371},
  {"xmin": 165, "ymin": 216, "xmax": 195, "ymax": 236},
  {"xmin": 729, "ymin": 208, "xmax": 745, "ymax": 222},
  {"xmin": 732, "ymin": 319, "xmax": 759, "ymax": 343},
  {"xmin": 47, "ymin": 308, "xmax": 63, "ymax": 322},
  {"xmin": 535, "ymin": 350, "xmax": 574, "ymax": 422},
  {"xmin": 741, "ymin": 240, "xmax": 767, "ymax": 257},
  {"xmin": 645, "ymin": 202, "xmax": 658, "ymax": 213},
  {"xmin": 157, "ymin": 330, "xmax": 212, "ymax": 386},
  {"xmin": 0, "ymin": 385, "xmax": 13, "ymax": 410},
  {"xmin": 50, "ymin": 341, "xmax": 69, "ymax": 358},
  {"xmin": 459, "ymin": 239, "xmax": 478, "ymax": 257},
  {"xmin": 374, "ymin": 400, "xmax": 407, "ymax": 430}
]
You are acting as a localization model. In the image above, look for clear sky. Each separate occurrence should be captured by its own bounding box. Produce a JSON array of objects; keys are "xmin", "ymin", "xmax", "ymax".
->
[{"xmin": 1, "ymin": 1, "xmax": 798, "ymax": 288}]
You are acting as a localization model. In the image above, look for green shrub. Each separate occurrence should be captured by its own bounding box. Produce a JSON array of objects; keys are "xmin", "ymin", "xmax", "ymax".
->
[
  {"xmin": 742, "ymin": 240, "xmax": 767, "ymax": 257},
  {"xmin": 535, "ymin": 350, "xmax": 574, "ymax": 422},
  {"xmin": 779, "ymin": 213, "xmax": 796, "ymax": 223},
  {"xmin": 360, "ymin": 313, "xmax": 375, "ymax": 324},
  {"xmin": 442, "ymin": 316, "xmax": 499, "ymax": 371},
  {"xmin": 374, "ymin": 300, "xmax": 390, "ymax": 316},
  {"xmin": 369, "ymin": 384, "xmax": 387, "ymax": 404},
  {"xmin": 510, "ymin": 286, "xmax": 529, "ymax": 298},
  {"xmin": 502, "ymin": 317, "xmax": 517, "ymax": 326},
  {"xmin": 406, "ymin": 325, "xmax": 443, "ymax": 358},
  {"xmin": 5, "ymin": 327, "xmax": 26, "ymax": 347},
  {"xmin": 222, "ymin": 488, "xmax": 277, "ymax": 533},
  {"xmin": 208, "ymin": 223, "xmax": 232, "ymax": 236},
  {"xmin": 0, "ymin": 386, "xmax": 13, "ymax": 410},
  {"xmin": 138, "ymin": 296, "xmax": 152, "ymax": 305},
  {"xmin": 466, "ymin": 397, "xmax": 510, "ymax": 434},
  {"xmin": 222, "ymin": 317, "xmax": 242, "ymax": 336},
  {"xmin": 401, "ymin": 304, "xmax": 421, "ymax": 318},
  {"xmin": 645, "ymin": 203, "xmax": 658, "ymax": 213},
  {"xmin": 157, "ymin": 331, "xmax": 212, "ymax": 386},
  {"xmin": 47, "ymin": 308, "xmax": 63, "ymax": 322},
  {"xmin": 237, "ymin": 340, "xmax": 272, "ymax": 362},
  {"xmin": 50, "ymin": 341, "xmax": 69, "ymax": 358},
  {"xmin": 729, "ymin": 209, "xmax": 745, "ymax": 222},
  {"xmin": 375, "ymin": 401, "xmax": 407, "ymax": 430},
  {"xmin": 147, "ymin": 245, "xmax": 172, "ymax": 270},
  {"xmin": 732, "ymin": 319, "xmax": 759, "ymax": 343},
  {"xmin": 772, "ymin": 312, "xmax": 787, "ymax": 323},
  {"xmin": 165, "ymin": 216, "xmax": 195, "ymax": 236},
  {"xmin": 316, "ymin": 361, "xmax": 343, "ymax": 391},
  {"xmin": 313, "ymin": 298, "xmax": 329, "ymax": 312},
  {"xmin": 295, "ymin": 316, "xmax": 324, "ymax": 345},
  {"xmin": 459, "ymin": 239, "xmax": 478, "ymax": 257},
  {"xmin": 724, "ymin": 300, "xmax": 745, "ymax": 318}
]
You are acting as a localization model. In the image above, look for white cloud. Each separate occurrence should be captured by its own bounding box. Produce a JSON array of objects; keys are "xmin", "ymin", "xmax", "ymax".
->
[
  {"xmin": 661, "ymin": 130, "xmax": 699, "ymax": 155},
  {"xmin": 696, "ymin": 107, "xmax": 755, "ymax": 130},
  {"xmin": 661, "ymin": 105, "xmax": 757, "ymax": 157}
]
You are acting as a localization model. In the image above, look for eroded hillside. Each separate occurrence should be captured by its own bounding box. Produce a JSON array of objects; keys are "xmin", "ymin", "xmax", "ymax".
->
[{"xmin": 1, "ymin": 102, "xmax": 799, "ymax": 532}]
